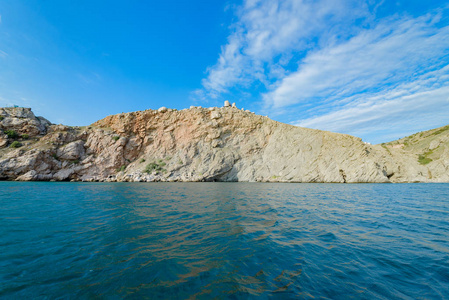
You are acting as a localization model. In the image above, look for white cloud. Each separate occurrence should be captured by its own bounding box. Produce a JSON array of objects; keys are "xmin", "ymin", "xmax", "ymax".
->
[
  {"xmin": 197, "ymin": 0, "xmax": 449, "ymax": 142},
  {"xmin": 295, "ymin": 65, "xmax": 449, "ymax": 143},
  {"xmin": 264, "ymin": 13, "xmax": 449, "ymax": 108},
  {"xmin": 201, "ymin": 34, "xmax": 248, "ymax": 96},
  {"xmin": 200, "ymin": 0, "xmax": 370, "ymax": 96}
]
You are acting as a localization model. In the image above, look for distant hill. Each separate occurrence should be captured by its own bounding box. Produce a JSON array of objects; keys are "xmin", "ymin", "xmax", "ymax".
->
[{"xmin": 384, "ymin": 124, "xmax": 449, "ymax": 164}]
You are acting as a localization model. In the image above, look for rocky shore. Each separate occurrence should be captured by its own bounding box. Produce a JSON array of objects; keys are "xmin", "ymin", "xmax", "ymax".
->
[{"xmin": 1, "ymin": 106, "xmax": 448, "ymax": 182}]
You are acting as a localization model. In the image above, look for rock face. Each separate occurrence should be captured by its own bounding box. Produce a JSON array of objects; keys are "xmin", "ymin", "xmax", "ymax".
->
[
  {"xmin": 381, "ymin": 125, "xmax": 449, "ymax": 182},
  {"xmin": 0, "ymin": 106, "xmax": 448, "ymax": 182},
  {"xmin": 0, "ymin": 107, "xmax": 51, "ymax": 137}
]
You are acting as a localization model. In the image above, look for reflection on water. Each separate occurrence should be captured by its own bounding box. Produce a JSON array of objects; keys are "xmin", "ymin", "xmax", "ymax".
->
[{"xmin": 0, "ymin": 182, "xmax": 448, "ymax": 299}]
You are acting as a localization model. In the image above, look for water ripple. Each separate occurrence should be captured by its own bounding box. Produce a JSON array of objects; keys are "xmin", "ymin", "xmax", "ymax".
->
[{"xmin": 0, "ymin": 182, "xmax": 448, "ymax": 299}]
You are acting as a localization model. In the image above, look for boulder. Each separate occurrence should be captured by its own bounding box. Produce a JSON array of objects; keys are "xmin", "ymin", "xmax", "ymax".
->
[
  {"xmin": 210, "ymin": 111, "xmax": 221, "ymax": 120},
  {"xmin": 0, "ymin": 107, "xmax": 51, "ymax": 136},
  {"xmin": 48, "ymin": 124, "xmax": 70, "ymax": 133},
  {"xmin": 0, "ymin": 107, "xmax": 36, "ymax": 119},
  {"xmin": 57, "ymin": 141, "xmax": 85, "ymax": 160},
  {"xmin": 16, "ymin": 170, "xmax": 37, "ymax": 181},
  {"xmin": 53, "ymin": 168, "xmax": 75, "ymax": 181},
  {"xmin": 224, "ymin": 101, "xmax": 230, "ymax": 107},
  {"xmin": 37, "ymin": 116, "xmax": 52, "ymax": 127}
]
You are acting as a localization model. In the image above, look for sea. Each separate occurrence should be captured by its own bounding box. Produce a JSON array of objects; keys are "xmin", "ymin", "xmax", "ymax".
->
[{"xmin": 0, "ymin": 182, "xmax": 448, "ymax": 299}]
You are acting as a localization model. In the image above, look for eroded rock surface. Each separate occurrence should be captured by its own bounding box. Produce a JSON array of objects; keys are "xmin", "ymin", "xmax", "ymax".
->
[
  {"xmin": 1, "ymin": 106, "xmax": 448, "ymax": 182},
  {"xmin": 0, "ymin": 107, "xmax": 51, "ymax": 137}
]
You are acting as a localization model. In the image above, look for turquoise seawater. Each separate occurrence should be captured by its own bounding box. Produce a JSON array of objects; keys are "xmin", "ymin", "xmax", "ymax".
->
[{"xmin": 0, "ymin": 182, "xmax": 448, "ymax": 299}]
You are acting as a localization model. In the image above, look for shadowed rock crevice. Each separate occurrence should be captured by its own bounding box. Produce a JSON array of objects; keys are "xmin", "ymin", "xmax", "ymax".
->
[{"xmin": 339, "ymin": 169, "xmax": 347, "ymax": 183}]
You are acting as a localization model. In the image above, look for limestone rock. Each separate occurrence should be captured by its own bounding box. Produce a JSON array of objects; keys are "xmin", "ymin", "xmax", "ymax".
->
[
  {"xmin": 0, "ymin": 134, "xmax": 7, "ymax": 148},
  {"xmin": 224, "ymin": 101, "xmax": 230, "ymax": 107},
  {"xmin": 0, "ymin": 107, "xmax": 51, "ymax": 136},
  {"xmin": 53, "ymin": 168, "xmax": 75, "ymax": 181},
  {"xmin": 16, "ymin": 170, "xmax": 37, "ymax": 181},
  {"xmin": 57, "ymin": 141, "xmax": 85, "ymax": 160},
  {"xmin": 1, "ymin": 106, "xmax": 449, "ymax": 183},
  {"xmin": 158, "ymin": 107, "xmax": 168, "ymax": 113},
  {"xmin": 37, "ymin": 116, "xmax": 52, "ymax": 127},
  {"xmin": 48, "ymin": 124, "xmax": 70, "ymax": 133},
  {"xmin": 210, "ymin": 111, "xmax": 221, "ymax": 120},
  {"xmin": 1, "ymin": 107, "xmax": 35, "ymax": 119}
]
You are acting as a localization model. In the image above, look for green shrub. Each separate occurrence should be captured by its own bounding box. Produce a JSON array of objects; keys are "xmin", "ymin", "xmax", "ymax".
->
[
  {"xmin": 112, "ymin": 136, "xmax": 120, "ymax": 141},
  {"xmin": 144, "ymin": 162, "xmax": 166, "ymax": 174},
  {"xmin": 0, "ymin": 116, "xmax": 4, "ymax": 121},
  {"xmin": 21, "ymin": 134, "xmax": 29, "ymax": 139},
  {"xmin": 144, "ymin": 162, "xmax": 161, "ymax": 173},
  {"xmin": 418, "ymin": 154, "xmax": 432, "ymax": 165},
  {"xmin": 117, "ymin": 165, "xmax": 126, "ymax": 172},
  {"xmin": 381, "ymin": 143, "xmax": 392, "ymax": 155},
  {"xmin": 431, "ymin": 125, "xmax": 449, "ymax": 136},
  {"xmin": 140, "ymin": 158, "xmax": 146, "ymax": 163},
  {"xmin": 4, "ymin": 130, "xmax": 18, "ymax": 139},
  {"xmin": 9, "ymin": 141, "xmax": 22, "ymax": 148},
  {"xmin": 51, "ymin": 153, "xmax": 59, "ymax": 161}
]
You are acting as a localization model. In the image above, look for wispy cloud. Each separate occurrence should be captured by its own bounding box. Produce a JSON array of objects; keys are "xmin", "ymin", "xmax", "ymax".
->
[
  {"xmin": 264, "ymin": 12, "xmax": 449, "ymax": 108},
  {"xmin": 77, "ymin": 72, "xmax": 102, "ymax": 86},
  {"xmin": 200, "ymin": 0, "xmax": 371, "ymax": 97},
  {"xmin": 197, "ymin": 0, "xmax": 449, "ymax": 142},
  {"xmin": 0, "ymin": 49, "xmax": 7, "ymax": 58},
  {"xmin": 266, "ymin": 11, "xmax": 449, "ymax": 143},
  {"xmin": 296, "ymin": 66, "xmax": 449, "ymax": 143}
]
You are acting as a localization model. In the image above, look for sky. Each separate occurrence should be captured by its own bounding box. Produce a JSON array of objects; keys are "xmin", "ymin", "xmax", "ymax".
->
[{"xmin": 1, "ymin": 0, "xmax": 449, "ymax": 144}]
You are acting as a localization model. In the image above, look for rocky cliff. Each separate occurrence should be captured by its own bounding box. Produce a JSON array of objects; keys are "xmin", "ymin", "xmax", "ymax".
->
[
  {"xmin": 381, "ymin": 125, "xmax": 449, "ymax": 182},
  {"xmin": 0, "ymin": 106, "xmax": 447, "ymax": 182}
]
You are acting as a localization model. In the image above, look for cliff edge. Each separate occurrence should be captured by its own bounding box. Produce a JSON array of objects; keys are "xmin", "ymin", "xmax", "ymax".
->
[{"xmin": 0, "ymin": 106, "xmax": 447, "ymax": 182}]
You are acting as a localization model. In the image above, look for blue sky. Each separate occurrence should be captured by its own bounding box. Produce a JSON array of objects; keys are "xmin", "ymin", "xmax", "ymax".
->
[{"xmin": 1, "ymin": 0, "xmax": 449, "ymax": 144}]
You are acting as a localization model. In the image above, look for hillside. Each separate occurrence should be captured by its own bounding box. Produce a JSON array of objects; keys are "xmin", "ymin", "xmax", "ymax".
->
[
  {"xmin": 0, "ymin": 106, "xmax": 448, "ymax": 182},
  {"xmin": 381, "ymin": 124, "xmax": 449, "ymax": 182}
]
